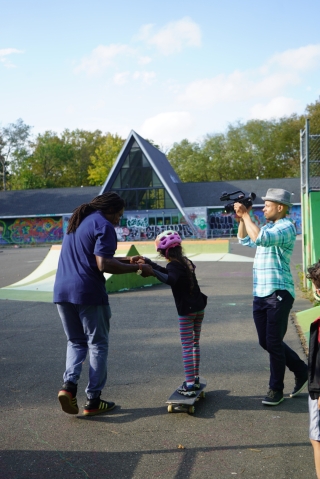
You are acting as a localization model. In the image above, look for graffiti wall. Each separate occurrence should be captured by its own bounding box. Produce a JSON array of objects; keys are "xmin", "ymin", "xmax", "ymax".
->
[
  {"xmin": 0, "ymin": 217, "xmax": 63, "ymax": 245},
  {"xmin": 0, "ymin": 204, "xmax": 302, "ymax": 245},
  {"xmin": 183, "ymin": 207, "xmax": 208, "ymax": 239},
  {"xmin": 114, "ymin": 222, "xmax": 194, "ymax": 242},
  {"xmin": 208, "ymin": 205, "xmax": 302, "ymax": 238}
]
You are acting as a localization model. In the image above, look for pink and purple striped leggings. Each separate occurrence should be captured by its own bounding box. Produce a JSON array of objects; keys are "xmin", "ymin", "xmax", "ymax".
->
[{"xmin": 178, "ymin": 310, "xmax": 204, "ymax": 383}]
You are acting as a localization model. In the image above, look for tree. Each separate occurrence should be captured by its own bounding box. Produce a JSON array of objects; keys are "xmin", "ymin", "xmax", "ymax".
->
[
  {"xmin": 0, "ymin": 118, "xmax": 32, "ymax": 190},
  {"xmin": 305, "ymin": 98, "xmax": 320, "ymax": 133},
  {"xmin": 88, "ymin": 133, "xmax": 125, "ymax": 185},
  {"xmin": 167, "ymin": 139, "xmax": 211, "ymax": 182},
  {"xmin": 22, "ymin": 131, "xmax": 76, "ymax": 188},
  {"xmin": 61, "ymin": 129, "xmax": 105, "ymax": 187}
]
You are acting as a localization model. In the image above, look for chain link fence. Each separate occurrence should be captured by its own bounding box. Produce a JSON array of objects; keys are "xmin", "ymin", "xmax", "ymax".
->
[
  {"xmin": 300, "ymin": 119, "xmax": 320, "ymax": 289},
  {"xmin": 301, "ymin": 120, "xmax": 320, "ymax": 192}
]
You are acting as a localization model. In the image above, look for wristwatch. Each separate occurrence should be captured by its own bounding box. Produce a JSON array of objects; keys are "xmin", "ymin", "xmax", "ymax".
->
[{"xmin": 136, "ymin": 263, "xmax": 143, "ymax": 275}]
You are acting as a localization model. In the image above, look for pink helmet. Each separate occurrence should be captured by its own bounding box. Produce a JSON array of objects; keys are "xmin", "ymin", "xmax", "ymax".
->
[{"xmin": 155, "ymin": 230, "xmax": 182, "ymax": 252}]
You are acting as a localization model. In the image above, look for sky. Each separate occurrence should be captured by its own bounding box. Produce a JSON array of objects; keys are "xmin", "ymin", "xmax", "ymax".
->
[{"xmin": 1, "ymin": 0, "xmax": 320, "ymax": 150}]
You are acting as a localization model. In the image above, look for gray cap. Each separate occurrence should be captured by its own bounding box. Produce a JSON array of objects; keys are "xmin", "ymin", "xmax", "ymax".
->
[{"xmin": 261, "ymin": 188, "xmax": 293, "ymax": 207}]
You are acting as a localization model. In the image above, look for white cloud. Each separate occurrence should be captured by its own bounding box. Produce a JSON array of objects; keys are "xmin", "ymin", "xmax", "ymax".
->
[
  {"xmin": 0, "ymin": 48, "xmax": 24, "ymax": 68},
  {"xmin": 138, "ymin": 56, "xmax": 152, "ymax": 65},
  {"xmin": 137, "ymin": 17, "xmax": 201, "ymax": 55},
  {"xmin": 178, "ymin": 45, "xmax": 319, "ymax": 110},
  {"xmin": 178, "ymin": 71, "xmax": 249, "ymax": 108},
  {"xmin": 140, "ymin": 111, "xmax": 194, "ymax": 145},
  {"xmin": 114, "ymin": 71, "xmax": 130, "ymax": 85},
  {"xmin": 250, "ymin": 72, "xmax": 300, "ymax": 97},
  {"xmin": 268, "ymin": 44, "xmax": 320, "ymax": 71},
  {"xmin": 74, "ymin": 44, "xmax": 134, "ymax": 75},
  {"xmin": 250, "ymin": 97, "xmax": 302, "ymax": 120},
  {"xmin": 133, "ymin": 70, "xmax": 156, "ymax": 84}
]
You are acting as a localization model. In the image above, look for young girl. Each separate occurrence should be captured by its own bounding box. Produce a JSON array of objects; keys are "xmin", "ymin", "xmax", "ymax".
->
[{"xmin": 131, "ymin": 230, "xmax": 207, "ymax": 396}]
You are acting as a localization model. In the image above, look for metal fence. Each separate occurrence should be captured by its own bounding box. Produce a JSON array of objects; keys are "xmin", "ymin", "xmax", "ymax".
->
[
  {"xmin": 301, "ymin": 119, "xmax": 320, "ymax": 193},
  {"xmin": 300, "ymin": 119, "xmax": 320, "ymax": 288}
]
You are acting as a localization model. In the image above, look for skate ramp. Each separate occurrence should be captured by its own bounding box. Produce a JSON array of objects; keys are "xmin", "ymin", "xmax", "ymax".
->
[{"xmin": 0, "ymin": 240, "xmax": 253, "ymax": 302}]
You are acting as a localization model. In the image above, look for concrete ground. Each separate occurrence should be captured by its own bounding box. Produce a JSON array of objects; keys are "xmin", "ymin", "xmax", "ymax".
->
[{"xmin": 0, "ymin": 239, "xmax": 316, "ymax": 479}]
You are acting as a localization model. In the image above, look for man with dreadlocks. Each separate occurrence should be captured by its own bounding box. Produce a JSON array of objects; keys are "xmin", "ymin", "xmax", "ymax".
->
[{"xmin": 54, "ymin": 192, "xmax": 153, "ymax": 416}]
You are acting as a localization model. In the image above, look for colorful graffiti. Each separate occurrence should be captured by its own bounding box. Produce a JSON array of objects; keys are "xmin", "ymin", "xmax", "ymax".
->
[
  {"xmin": 0, "ymin": 217, "xmax": 63, "ymax": 245},
  {"xmin": 183, "ymin": 207, "xmax": 208, "ymax": 239},
  {"xmin": 114, "ymin": 223, "xmax": 194, "ymax": 241},
  {"xmin": 208, "ymin": 205, "xmax": 302, "ymax": 238},
  {"xmin": 0, "ymin": 204, "xmax": 302, "ymax": 245}
]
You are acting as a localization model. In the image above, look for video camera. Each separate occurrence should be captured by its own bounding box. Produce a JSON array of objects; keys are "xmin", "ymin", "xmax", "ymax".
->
[{"xmin": 220, "ymin": 190, "xmax": 256, "ymax": 214}]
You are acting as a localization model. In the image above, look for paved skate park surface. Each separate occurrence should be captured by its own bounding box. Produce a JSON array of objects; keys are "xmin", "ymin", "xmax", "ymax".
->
[{"xmin": 0, "ymin": 239, "xmax": 317, "ymax": 479}]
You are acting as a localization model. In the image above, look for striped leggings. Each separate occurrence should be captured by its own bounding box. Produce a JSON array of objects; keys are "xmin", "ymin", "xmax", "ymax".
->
[{"xmin": 179, "ymin": 310, "xmax": 204, "ymax": 383}]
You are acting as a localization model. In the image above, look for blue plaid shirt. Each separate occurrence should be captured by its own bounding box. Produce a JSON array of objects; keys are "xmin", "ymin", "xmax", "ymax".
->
[{"xmin": 238, "ymin": 218, "xmax": 296, "ymax": 298}]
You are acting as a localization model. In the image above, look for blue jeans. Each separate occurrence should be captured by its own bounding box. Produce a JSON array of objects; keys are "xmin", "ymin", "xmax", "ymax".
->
[
  {"xmin": 253, "ymin": 290, "xmax": 307, "ymax": 391},
  {"xmin": 57, "ymin": 303, "xmax": 111, "ymax": 399}
]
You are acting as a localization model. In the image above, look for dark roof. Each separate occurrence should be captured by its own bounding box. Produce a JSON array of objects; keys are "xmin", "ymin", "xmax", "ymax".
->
[
  {"xmin": 177, "ymin": 178, "xmax": 301, "ymax": 207},
  {"xmin": 0, "ymin": 178, "xmax": 301, "ymax": 218},
  {"xmin": 0, "ymin": 186, "xmax": 101, "ymax": 217}
]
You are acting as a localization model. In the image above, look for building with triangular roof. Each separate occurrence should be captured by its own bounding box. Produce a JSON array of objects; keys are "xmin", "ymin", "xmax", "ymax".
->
[{"xmin": 0, "ymin": 130, "xmax": 302, "ymax": 245}]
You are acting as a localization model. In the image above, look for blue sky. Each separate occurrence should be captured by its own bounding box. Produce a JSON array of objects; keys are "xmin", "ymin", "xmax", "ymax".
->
[{"xmin": 1, "ymin": 0, "xmax": 320, "ymax": 149}]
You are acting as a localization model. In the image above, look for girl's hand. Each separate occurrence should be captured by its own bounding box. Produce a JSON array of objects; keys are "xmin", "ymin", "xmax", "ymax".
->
[
  {"xmin": 130, "ymin": 255, "xmax": 145, "ymax": 264},
  {"xmin": 318, "ymin": 397, "xmax": 320, "ymax": 410}
]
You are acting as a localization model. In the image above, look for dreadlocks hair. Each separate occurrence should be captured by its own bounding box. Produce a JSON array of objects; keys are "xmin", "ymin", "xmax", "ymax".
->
[
  {"xmin": 67, "ymin": 191, "xmax": 125, "ymax": 234},
  {"xmin": 158, "ymin": 245, "xmax": 195, "ymax": 294},
  {"xmin": 306, "ymin": 260, "xmax": 320, "ymax": 288}
]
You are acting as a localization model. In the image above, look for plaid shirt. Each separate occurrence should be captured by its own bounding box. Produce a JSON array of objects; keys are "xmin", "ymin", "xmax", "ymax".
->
[{"xmin": 238, "ymin": 218, "xmax": 296, "ymax": 298}]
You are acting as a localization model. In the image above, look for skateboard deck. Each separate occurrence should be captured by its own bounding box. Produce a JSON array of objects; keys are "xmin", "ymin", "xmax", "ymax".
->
[{"xmin": 166, "ymin": 378, "xmax": 207, "ymax": 414}]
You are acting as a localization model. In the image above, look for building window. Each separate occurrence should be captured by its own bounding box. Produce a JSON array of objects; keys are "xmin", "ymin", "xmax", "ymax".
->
[{"xmin": 111, "ymin": 142, "xmax": 176, "ymax": 210}]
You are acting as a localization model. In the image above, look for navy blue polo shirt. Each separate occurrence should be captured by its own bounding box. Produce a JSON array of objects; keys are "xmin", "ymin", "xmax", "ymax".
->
[{"xmin": 53, "ymin": 211, "xmax": 117, "ymax": 305}]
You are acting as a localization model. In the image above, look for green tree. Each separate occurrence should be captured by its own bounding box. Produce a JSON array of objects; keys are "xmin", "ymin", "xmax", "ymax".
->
[
  {"xmin": 88, "ymin": 133, "xmax": 125, "ymax": 185},
  {"xmin": 305, "ymin": 98, "xmax": 320, "ymax": 133},
  {"xmin": 0, "ymin": 118, "xmax": 32, "ymax": 190},
  {"xmin": 21, "ymin": 131, "xmax": 75, "ymax": 188},
  {"xmin": 167, "ymin": 139, "xmax": 211, "ymax": 182},
  {"xmin": 61, "ymin": 129, "xmax": 104, "ymax": 186},
  {"xmin": 201, "ymin": 133, "xmax": 229, "ymax": 181}
]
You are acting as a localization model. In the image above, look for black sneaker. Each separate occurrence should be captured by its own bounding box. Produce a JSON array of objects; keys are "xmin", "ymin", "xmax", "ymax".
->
[
  {"xmin": 58, "ymin": 381, "xmax": 79, "ymax": 415},
  {"xmin": 177, "ymin": 381, "xmax": 197, "ymax": 397},
  {"xmin": 194, "ymin": 376, "xmax": 201, "ymax": 389},
  {"xmin": 262, "ymin": 389, "xmax": 284, "ymax": 406},
  {"xmin": 290, "ymin": 372, "xmax": 308, "ymax": 398},
  {"xmin": 83, "ymin": 395, "xmax": 116, "ymax": 416}
]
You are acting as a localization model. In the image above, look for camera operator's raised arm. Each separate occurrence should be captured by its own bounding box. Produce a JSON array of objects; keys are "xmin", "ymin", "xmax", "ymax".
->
[{"xmin": 234, "ymin": 202, "xmax": 260, "ymax": 242}]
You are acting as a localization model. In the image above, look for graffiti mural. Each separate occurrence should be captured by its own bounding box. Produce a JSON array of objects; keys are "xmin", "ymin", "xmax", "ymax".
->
[
  {"xmin": 208, "ymin": 205, "xmax": 302, "ymax": 238},
  {"xmin": 114, "ymin": 223, "xmax": 194, "ymax": 241},
  {"xmin": 127, "ymin": 217, "xmax": 149, "ymax": 228},
  {"xmin": 183, "ymin": 207, "xmax": 208, "ymax": 239},
  {"xmin": 0, "ymin": 217, "xmax": 63, "ymax": 244},
  {"xmin": 145, "ymin": 224, "xmax": 193, "ymax": 240},
  {"xmin": 248, "ymin": 205, "xmax": 302, "ymax": 234},
  {"xmin": 208, "ymin": 211, "xmax": 235, "ymax": 237}
]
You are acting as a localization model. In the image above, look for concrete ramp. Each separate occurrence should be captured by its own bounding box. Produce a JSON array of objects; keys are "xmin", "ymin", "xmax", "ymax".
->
[{"xmin": 0, "ymin": 240, "xmax": 253, "ymax": 302}]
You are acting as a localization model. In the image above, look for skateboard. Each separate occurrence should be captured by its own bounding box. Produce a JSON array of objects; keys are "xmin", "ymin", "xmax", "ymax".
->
[{"xmin": 166, "ymin": 378, "xmax": 207, "ymax": 414}]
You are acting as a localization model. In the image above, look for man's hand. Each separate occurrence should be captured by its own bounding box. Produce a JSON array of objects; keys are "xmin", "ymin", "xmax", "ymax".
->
[
  {"xmin": 234, "ymin": 202, "xmax": 259, "ymax": 241},
  {"xmin": 130, "ymin": 255, "xmax": 145, "ymax": 264},
  {"xmin": 140, "ymin": 264, "xmax": 154, "ymax": 277},
  {"xmin": 234, "ymin": 202, "xmax": 251, "ymax": 217}
]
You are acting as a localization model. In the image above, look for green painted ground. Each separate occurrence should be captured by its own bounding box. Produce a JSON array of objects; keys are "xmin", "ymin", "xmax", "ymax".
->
[{"xmin": 296, "ymin": 305, "xmax": 320, "ymax": 343}]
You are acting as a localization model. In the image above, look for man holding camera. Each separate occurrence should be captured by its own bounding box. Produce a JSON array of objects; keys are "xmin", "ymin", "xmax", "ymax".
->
[{"xmin": 234, "ymin": 188, "xmax": 308, "ymax": 406}]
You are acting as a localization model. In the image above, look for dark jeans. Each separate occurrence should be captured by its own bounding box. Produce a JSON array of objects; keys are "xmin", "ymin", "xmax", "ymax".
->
[{"xmin": 253, "ymin": 290, "xmax": 307, "ymax": 391}]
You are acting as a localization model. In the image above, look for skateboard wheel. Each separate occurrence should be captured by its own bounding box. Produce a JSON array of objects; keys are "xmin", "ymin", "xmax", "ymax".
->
[
  {"xmin": 188, "ymin": 406, "xmax": 195, "ymax": 414},
  {"xmin": 168, "ymin": 405, "xmax": 174, "ymax": 413},
  {"xmin": 200, "ymin": 391, "xmax": 206, "ymax": 398}
]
